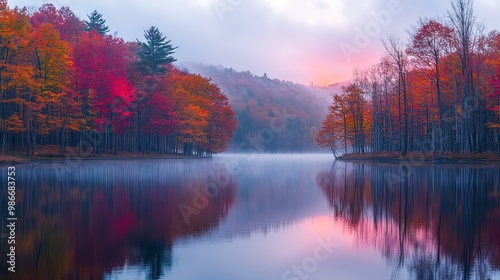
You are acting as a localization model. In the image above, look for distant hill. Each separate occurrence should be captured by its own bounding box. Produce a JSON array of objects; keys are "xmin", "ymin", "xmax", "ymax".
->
[{"xmin": 182, "ymin": 63, "xmax": 346, "ymax": 152}]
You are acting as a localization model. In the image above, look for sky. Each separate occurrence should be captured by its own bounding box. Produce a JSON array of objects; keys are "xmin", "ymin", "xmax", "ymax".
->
[{"xmin": 8, "ymin": 0, "xmax": 500, "ymax": 86}]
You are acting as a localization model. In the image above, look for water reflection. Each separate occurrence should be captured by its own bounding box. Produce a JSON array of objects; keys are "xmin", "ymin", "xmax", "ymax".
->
[
  {"xmin": 317, "ymin": 161, "xmax": 500, "ymax": 280},
  {"xmin": 1, "ymin": 156, "xmax": 499, "ymax": 280},
  {"xmin": 216, "ymin": 154, "xmax": 330, "ymax": 236},
  {"xmin": 0, "ymin": 160, "xmax": 236, "ymax": 280}
]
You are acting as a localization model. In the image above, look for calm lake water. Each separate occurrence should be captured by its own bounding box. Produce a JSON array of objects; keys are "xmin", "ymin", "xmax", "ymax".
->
[{"xmin": 1, "ymin": 154, "xmax": 500, "ymax": 280}]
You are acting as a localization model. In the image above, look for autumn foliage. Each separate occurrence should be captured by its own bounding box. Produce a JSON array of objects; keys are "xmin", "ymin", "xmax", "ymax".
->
[
  {"xmin": 317, "ymin": 0, "xmax": 500, "ymax": 156},
  {"xmin": 0, "ymin": 2, "xmax": 236, "ymax": 157}
]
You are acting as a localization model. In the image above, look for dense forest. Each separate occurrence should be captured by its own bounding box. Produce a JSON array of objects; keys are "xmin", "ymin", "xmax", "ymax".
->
[
  {"xmin": 317, "ymin": 0, "xmax": 500, "ymax": 157},
  {"xmin": 0, "ymin": 1, "xmax": 237, "ymax": 157},
  {"xmin": 186, "ymin": 63, "xmax": 338, "ymax": 152}
]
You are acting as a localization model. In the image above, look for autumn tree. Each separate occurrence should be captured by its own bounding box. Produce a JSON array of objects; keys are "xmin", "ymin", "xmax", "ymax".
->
[
  {"xmin": 31, "ymin": 5, "xmax": 85, "ymax": 44},
  {"xmin": 0, "ymin": 5, "xmax": 32, "ymax": 154},
  {"xmin": 344, "ymin": 83, "xmax": 368, "ymax": 154},
  {"xmin": 316, "ymin": 110, "xmax": 341, "ymax": 157},
  {"xmin": 73, "ymin": 30, "xmax": 137, "ymax": 154},
  {"xmin": 408, "ymin": 19, "xmax": 453, "ymax": 154},
  {"xmin": 333, "ymin": 94, "xmax": 350, "ymax": 153},
  {"xmin": 167, "ymin": 71, "xmax": 209, "ymax": 155},
  {"xmin": 317, "ymin": 85, "xmax": 369, "ymax": 156},
  {"xmin": 489, "ymin": 66, "xmax": 500, "ymax": 131},
  {"xmin": 384, "ymin": 36, "xmax": 410, "ymax": 155},
  {"xmin": 28, "ymin": 23, "xmax": 73, "ymax": 155},
  {"xmin": 148, "ymin": 99, "xmax": 176, "ymax": 137},
  {"xmin": 203, "ymin": 87, "xmax": 237, "ymax": 155},
  {"xmin": 448, "ymin": 0, "xmax": 481, "ymax": 153}
]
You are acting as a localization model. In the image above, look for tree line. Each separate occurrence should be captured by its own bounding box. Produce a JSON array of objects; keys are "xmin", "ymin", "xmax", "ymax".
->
[
  {"xmin": 0, "ymin": 1, "xmax": 237, "ymax": 157},
  {"xmin": 317, "ymin": 0, "xmax": 500, "ymax": 157}
]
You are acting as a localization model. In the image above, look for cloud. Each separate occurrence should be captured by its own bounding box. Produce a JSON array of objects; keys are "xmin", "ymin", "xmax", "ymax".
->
[
  {"xmin": 7, "ymin": 0, "xmax": 498, "ymax": 86},
  {"xmin": 258, "ymin": 0, "xmax": 350, "ymax": 27}
]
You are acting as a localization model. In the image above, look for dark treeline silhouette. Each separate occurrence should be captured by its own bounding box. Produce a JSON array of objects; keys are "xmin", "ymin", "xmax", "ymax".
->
[
  {"xmin": 0, "ymin": 1, "xmax": 237, "ymax": 157},
  {"xmin": 0, "ymin": 160, "xmax": 236, "ymax": 280},
  {"xmin": 317, "ymin": 161, "xmax": 500, "ymax": 280},
  {"xmin": 317, "ymin": 0, "xmax": 500, "ymax": 157}
]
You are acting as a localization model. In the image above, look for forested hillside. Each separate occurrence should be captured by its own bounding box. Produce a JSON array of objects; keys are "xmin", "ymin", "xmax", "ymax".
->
[{"xmin": 185, "ymin": 63, "xmax": 341, "ymax": 152}]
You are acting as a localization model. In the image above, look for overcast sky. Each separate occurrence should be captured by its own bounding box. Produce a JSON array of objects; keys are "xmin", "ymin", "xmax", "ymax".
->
[{"xmin": 8, "ymin": 0, "xmax": 500, "ymax": 85}]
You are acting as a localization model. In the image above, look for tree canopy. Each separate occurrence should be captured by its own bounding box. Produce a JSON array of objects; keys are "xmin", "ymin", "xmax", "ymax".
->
[
  {"xmin": 317, "ymin": 0, "xmax": 500, "ymax": 156},
  {"xmin": 84, "ymin": 10, "xmax": 109, "ymax": 35},
  {"xmin": 0, "ymin": 4, "xmax": 236, "ymax": 157},
  {"xmin": 137, "ymin": 26, "xmax": 177, "ymax": 77}
]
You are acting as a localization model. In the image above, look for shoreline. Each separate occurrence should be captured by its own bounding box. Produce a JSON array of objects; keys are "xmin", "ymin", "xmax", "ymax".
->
[
  {"xmin": 336, "ymin": 152, "xmax": 500, "ymax": 164},
  {"xmin": 3, "ymin": 152, "xmax": 500, "ymax": 166},
  {"xmin": 0, "ymin": 154, "xmax": 208, "ymax": 166}
]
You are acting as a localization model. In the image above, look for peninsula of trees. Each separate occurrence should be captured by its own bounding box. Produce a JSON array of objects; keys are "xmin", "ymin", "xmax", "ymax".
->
[
  {"xmin": 317, "ymin": 0, "xmax": 500, "ymax": 159},
  {"xmin": 0, "ymin": 1, "xmax": 237, "ymax": 158}
]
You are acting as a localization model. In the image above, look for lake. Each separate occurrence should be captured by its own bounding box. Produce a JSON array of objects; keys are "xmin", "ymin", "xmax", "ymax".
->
[{"xmin": 1, "ymin": 154, "xmax": 499, "ymax": 280}]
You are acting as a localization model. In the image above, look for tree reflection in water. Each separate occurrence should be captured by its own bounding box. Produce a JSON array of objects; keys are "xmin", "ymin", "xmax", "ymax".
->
[
  {"xmin": 0, "ymin": 160, "xmax": 236, "ymax": 280},
  {"xmin": 317, "ymin": 161, "xmax": 500, "ymax": 280}
]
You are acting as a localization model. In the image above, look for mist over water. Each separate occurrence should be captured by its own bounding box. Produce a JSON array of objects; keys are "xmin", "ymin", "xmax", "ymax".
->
[{"xmin": 1, "ymin": 155, "xmax": 499, "ymax": 280}]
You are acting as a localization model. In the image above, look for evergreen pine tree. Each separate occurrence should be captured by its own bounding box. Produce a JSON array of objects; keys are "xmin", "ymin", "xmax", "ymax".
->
[
  {"xmin": 85, "ymin": 10, "xmax": 109, "ymax": 35},
  {"xmin": 137, "ymin": 26, "xmax": 177, "ymax": 76}
]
